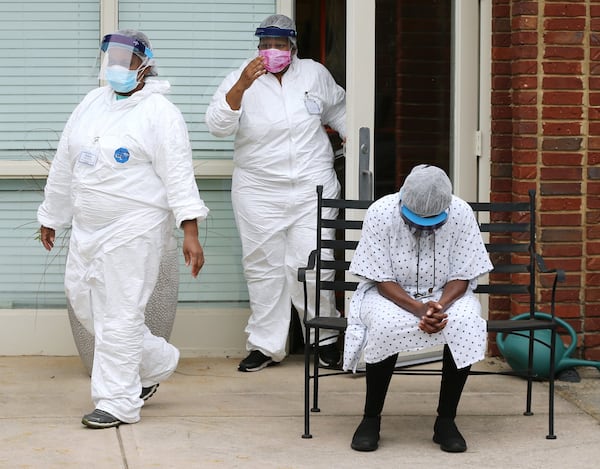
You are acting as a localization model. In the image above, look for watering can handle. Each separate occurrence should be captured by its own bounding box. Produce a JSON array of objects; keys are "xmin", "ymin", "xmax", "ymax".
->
[{"xmin": 497, "ymin": 312, "xmax": 577, "ymax": 358}]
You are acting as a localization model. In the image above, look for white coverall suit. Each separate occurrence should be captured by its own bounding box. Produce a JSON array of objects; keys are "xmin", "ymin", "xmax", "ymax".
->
[
  {"xmin": 38, "ymin": 80, "xmax": 209, "ymax": 423},
  {"xmin": 206, "ymin": 55, "xmax": 346, "ymax": 362}
]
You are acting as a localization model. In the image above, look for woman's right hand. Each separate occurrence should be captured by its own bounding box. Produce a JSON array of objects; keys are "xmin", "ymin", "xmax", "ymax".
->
[
  {"xmin": 238, "ymin": 56, "xmax": 267, "ymax": 90},
  {"xmin": 226, "ymin": 57, "xmax": 266, "ymax": 110}
]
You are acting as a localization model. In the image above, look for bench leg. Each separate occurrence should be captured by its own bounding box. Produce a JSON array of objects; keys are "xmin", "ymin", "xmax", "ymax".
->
[
  {"xmin": 303, "ymin": 326, "xmax": 313, "ymax": 438},
  {"xmin": 546, "ymin": 327, "xmax": 557, "ymax": 439},
  {"xmin": 524, "ymin": 330, "xmax": 535, "ymax": 416},
  {"xmin": 312, "ymin": 328, "xmax": 321, "ymax": 413}
]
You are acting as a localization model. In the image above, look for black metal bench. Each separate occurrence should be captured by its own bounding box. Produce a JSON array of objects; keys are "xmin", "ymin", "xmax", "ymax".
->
[{"xmin": 299, "ymin": 185, "xmax": 565, "ymax": 439}]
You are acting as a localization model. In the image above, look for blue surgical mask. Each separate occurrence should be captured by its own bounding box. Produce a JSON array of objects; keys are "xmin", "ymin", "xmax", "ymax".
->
[{"xmin": 105, "ymin": 65, "xmax": 139, "ymax": 93}]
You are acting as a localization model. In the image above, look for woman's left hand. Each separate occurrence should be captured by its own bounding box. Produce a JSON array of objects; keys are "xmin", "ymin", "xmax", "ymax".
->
[
  {"xmin": 181, "ymin": 219, "xmax": 205, "ymax": 277},
  {"xmin": 183, "ymin": 237, "xmax": 205, "ymax": 278},
  {"xmin": 40, "ymin": 226, "xmax": 55, "ymax": 251}
]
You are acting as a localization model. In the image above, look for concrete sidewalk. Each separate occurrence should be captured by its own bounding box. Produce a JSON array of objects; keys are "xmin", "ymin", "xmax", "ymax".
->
[{"xmin": 0, "ymin": 355, "xmax": 598, "ymax": 468}]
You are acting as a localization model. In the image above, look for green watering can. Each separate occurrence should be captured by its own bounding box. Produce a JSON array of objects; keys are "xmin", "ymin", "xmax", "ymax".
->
[{"xmin": 496, "ymin": 312, "xmax": 600, "ymax": 379}]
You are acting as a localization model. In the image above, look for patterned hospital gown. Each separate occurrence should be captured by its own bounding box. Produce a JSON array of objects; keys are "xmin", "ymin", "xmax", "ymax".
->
[{"xmin": 343, "ymin": 193, "xmax": 493, "ymax": 371}]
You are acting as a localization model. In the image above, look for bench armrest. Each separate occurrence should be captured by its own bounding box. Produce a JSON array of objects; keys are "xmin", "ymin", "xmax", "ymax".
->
[
  {"xmin": 535, "ymin": 253, "xmax": 566, "ymax": 317},
  {"xmin": 298, "ymin": 249, "xmax": 318, "ymax": 283}
]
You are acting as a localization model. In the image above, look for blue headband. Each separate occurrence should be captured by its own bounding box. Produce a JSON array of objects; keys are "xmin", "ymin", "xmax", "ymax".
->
[
  {"xmin": 101, "ymin": 34, "xmax": 154, "ymax": 59},
  {"xmin": 401, "ymin": 205, "xmax": 449, "ymax": 230},
  {"xmin": 255, "ymin": 26, "xmax": 297, "ymax": 38}
]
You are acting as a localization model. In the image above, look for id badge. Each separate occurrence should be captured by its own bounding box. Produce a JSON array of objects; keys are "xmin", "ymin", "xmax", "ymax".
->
[
  {"xmin": 304, "ymin": 92, "xmax": 322, "ymax": 114},
  {"xmin": 78, "ymin": 148, "xmax": 98, "ymax": 166}
]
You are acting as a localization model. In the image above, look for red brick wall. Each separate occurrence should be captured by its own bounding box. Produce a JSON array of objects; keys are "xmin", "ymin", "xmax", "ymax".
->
[{"xmin": 492, "ymin": 0, "xmax": 600, "ymax": 360}]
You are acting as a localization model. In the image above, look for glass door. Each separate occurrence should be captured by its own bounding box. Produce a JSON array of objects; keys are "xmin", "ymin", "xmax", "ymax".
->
[
  {"xmin": 295, "ymin": 1, "xmax": 483, "ymax": 363},
  {"xmin": 345, "ymin": 0, "xmax": 481, "ymax": 201},
  {"xmin": 346, "ymin": 1, "xmax": 482, "ymax": 366}
]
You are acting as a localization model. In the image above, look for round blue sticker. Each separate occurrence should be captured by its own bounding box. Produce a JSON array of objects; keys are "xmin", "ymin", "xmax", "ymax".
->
[{"xmin": 114, "ymin": 147, "xmax": 130, "ymax": 164}]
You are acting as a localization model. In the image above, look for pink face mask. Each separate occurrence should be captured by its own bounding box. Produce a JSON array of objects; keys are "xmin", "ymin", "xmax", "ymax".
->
[{"xmin": 259, "ymin": 49, "xmax": 292, "ymax": 73}]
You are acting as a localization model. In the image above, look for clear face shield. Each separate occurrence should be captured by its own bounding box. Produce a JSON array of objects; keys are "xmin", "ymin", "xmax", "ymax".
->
[{"xmin": 97, "ymin": 34, "xmax": 154, "ymax": 93}]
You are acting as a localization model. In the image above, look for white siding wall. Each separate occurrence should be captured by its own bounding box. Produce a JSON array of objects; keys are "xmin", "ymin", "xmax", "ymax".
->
[
  {"xmin": 119, "ymin": 0, "xmax": 275, "ymax": 158},
  {"xmin": 0, "ymin": 1, "xmax": 280, "ymax": 355},
  {"xmin": 0, "ymin": 179, "xmax": 247, "ymax": 308},
  {"xmin": 0, "ymin": 0, "xmax": 99, "ymax": 161}
]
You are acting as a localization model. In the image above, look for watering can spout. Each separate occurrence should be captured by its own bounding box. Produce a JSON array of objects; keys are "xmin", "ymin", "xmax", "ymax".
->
[{"xmin": 557, "ymin": 358, "xmax": 600, "ymax": 373}]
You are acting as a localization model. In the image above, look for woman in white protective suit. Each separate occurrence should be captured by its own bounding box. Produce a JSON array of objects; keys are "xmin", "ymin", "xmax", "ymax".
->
[
  {"xmin": 37, "ymin": 30, "xmax": 209, "ymax": 429},
  {"xmin": 206, "ymin": 14, "xmax": 346, "ymax": 372}
]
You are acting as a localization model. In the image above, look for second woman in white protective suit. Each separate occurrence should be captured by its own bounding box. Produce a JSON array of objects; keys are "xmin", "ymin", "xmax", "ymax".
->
[{"xmin": 205, "ymin": 14, "xmax": 346, "ymax": 372}]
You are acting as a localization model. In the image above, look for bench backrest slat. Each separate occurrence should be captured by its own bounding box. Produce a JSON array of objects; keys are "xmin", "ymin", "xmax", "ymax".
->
[{"xmin": 312, "ymin": 185, "xmax": 537, "ymax": 320}]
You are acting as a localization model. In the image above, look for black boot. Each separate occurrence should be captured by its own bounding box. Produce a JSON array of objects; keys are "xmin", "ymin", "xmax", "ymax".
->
[
  {"xmin": 433, "ymin": 345, "xmax": 470, "ymax": 453},
  {"xmin": 350, "ymin": 354, "xmax": 397, "ymax": 452},
  {"xmin": 433, "ymin": 416, "xmax": 467, "ymax": 452},
  {"xmin": 351, "ymin": 415, "xmax": 381, "ymax": 451}
]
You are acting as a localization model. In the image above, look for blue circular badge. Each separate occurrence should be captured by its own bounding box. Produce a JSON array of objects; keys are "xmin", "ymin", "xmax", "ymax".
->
[{"xmin": 114, "ymin": 147, "xmax": 130, "ymax": 164}]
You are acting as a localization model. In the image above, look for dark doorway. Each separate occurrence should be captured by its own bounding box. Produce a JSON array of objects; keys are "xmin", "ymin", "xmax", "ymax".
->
[
  {"xmin": 296, "ymin": 0, "xmax": 452, "ymax": 199},
  {"xmin": 290, "ymin": 0, "xmax": 453, "ymax": 352}
]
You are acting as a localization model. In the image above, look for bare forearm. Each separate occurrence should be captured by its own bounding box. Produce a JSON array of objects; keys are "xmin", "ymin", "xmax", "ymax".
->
[
  {"xmin": 225, "ymin": 82, "xmax": 245, "ymax": 110},
  {"xmin": 181, "ymin": 218, "xmax": 198, "ymax": 238},
  {"xmin": 438, "ymin": 279, "xmax": 469, "ymax": 311},
  {"xmin": 377, "ymin": 281, "xmax": 423, "ymax": 317}
]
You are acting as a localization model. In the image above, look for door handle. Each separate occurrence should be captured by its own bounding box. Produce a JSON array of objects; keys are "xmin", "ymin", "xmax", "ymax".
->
[{"xmin": 359, "ymin": 127, "xmax": 372, "ymax": 200}]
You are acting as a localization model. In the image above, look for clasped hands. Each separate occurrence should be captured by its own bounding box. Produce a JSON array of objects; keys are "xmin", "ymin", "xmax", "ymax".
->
[{"xmin": 417, "ymin": 300, "xmax": 448, "ymax": 334}]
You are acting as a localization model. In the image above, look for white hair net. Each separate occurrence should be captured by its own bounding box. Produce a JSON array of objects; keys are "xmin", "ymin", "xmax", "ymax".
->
[
  {"xmin": 401, "ymin": 165, "xmax": 453, "ymax": 217},
  {"xmin": 114, "ymin": 29, "xmax": 158, "ymax": 76}
]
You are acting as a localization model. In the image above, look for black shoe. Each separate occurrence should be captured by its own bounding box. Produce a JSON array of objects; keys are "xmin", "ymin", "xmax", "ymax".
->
[
  {"xmin": 351, "ymin": 416, "xmax": 381, "ymax": 452},
  {"xmin": 82, "ymin": 409, "xmax": 122, "ymax": 429},
  {"xmin": 238, "ymin": 350, "xmax": 277, "ymax": 372},
  {"xmin": 318, "ymin": 343, "xmax": 341, "ymax": 368},
  {"xmin": 140, "ymin": 383, "xmax": 159, "ymax": 401},
  {"xmin": 433, "ymin": 417, "xmax": 467, "ymax": 452}
]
